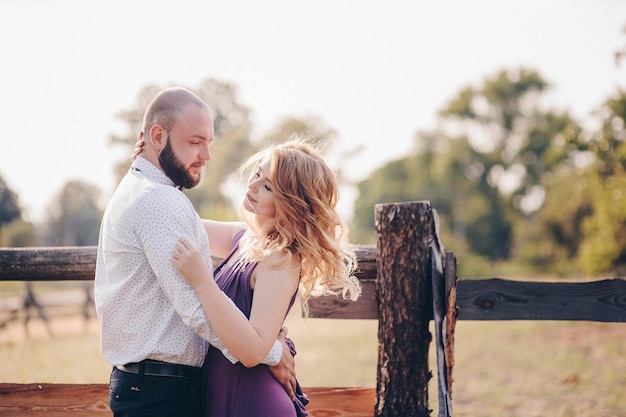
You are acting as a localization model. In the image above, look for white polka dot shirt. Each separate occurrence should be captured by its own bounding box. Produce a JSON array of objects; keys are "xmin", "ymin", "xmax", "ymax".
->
[{"xmin": 95, "ymin": 157, "xmax": 282, "ymax": 368}]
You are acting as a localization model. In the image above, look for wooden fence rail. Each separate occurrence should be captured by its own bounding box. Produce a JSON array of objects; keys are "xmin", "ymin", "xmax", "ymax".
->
[
  {"xmin": 3, "ymin": 247, "xmax": 623, "ymax": 322},
  {"xmin": 1, "ymin": 201, "xmax": 625, "ymax": 417}
]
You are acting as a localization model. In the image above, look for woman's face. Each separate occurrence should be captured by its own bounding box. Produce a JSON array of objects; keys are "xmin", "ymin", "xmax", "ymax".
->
[{"xmin": 243, "ymin": 159, "xmax": 277, "ymax": 225}]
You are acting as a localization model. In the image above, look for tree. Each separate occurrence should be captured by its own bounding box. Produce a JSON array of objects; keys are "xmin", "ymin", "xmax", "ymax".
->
[
  {"xmin": 0, "ymin": 174, "xmax": 21, "ymax": 244},
  {"xmin": 438, "ymin": 69, "xmax": 586, "ymax": 258},
  {"xmin": 354, "ymin": 68, "xmax": 580, "ymax": 264},
  {"xmin": 1, "ymin": 219, "xmax": 39, "ymax": 247},
  {"xmin": 577, "ymin": 89, "xmax": 626, "ymax": 275},
  {"xmin": 42, "ymin": 180, "xmax": 103, "ymax": 246},
  {"xmin": 513, "ymin": 169, "xmax": 592, "ymax": 273}
]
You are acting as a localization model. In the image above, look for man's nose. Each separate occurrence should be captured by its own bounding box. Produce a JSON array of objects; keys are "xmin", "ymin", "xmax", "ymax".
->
[{"xmin": 199, "ymin": 144, "xmax": 212, "ymax": 161}]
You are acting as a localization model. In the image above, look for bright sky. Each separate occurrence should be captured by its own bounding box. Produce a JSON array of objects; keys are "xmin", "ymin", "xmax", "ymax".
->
[{"xmin": 0, "ymin": 0, "xmax": 624, "ymax": 223}]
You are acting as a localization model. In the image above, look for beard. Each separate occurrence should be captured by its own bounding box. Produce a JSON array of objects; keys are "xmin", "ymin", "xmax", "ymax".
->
[{"xmin": 159, "ymin": 140, "xmax": 201, "ymax": 189}]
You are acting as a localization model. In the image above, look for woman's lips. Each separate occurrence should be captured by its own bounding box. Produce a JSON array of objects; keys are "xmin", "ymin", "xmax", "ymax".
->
[{"xmin": 245, "ymin": 193, "xmax": 256, "ymax": 203}]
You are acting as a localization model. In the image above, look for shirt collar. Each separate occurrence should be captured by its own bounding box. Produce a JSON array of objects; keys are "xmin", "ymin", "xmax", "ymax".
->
[{"xmin": 131, "ymin": 156, "xmax": 177, "ymax": 188}]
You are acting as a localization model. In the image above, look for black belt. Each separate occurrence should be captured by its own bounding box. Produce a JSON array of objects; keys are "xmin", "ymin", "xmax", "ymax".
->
[{"xmin": 116, "ymin": 360, "xmax": 200, "ymax": 379}]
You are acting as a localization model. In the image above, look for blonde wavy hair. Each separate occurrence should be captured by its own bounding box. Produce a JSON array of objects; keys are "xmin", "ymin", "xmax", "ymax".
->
[{"xmin": 237, "ymin": 135, "xmax": 361, "ymax": 316}]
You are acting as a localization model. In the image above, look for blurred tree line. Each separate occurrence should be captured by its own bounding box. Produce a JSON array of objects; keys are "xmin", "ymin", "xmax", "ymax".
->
[
  {"xmin": 0, "ymin": 79, "xmax": 345, "ymax": 248},
  {"xmin": 353, "ymin": 68, "xmax": 626, "ymax": 277},
  {"xmin": 0, "ymin": 42, "xmax": 625, "ymax": 279}
]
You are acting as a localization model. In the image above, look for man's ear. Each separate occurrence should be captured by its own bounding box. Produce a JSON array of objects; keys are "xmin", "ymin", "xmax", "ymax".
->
[{"xmin": 149, "ymin": 124, "xmax": 166, "ymax": 151}]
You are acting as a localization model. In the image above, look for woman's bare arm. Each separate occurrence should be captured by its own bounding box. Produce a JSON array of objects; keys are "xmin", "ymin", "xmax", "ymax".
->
[
  {"xmin": 201, "ymin": 219, "xmax": 244, "ymax": 259},
  {"xmin": 171, "ymin": 238, "xmax": 299, "ymax": 367}
]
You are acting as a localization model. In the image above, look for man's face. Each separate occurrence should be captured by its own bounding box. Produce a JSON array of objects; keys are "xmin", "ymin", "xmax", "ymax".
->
[
  {"xmin": 159, "ymin": 139, "xmax": 199, "ymax": 189},
  {"xmin": 159, "ymin": 104, "xmax": 214, "ymax": 189}
]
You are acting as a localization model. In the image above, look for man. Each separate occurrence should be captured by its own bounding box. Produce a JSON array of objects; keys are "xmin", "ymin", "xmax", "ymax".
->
[{"xmin": 95, "ymin": 87, "xmax": 294, "ymax": 417}]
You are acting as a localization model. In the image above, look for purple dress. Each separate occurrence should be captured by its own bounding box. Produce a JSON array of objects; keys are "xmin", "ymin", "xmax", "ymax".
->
[{"xmin": 202, "ymin": 231, "xmax": 308, "ymax": 417}]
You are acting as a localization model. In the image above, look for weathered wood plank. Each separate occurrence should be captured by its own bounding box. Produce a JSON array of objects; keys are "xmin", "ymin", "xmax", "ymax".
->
[
  {"xmin": 307, "ymin": 245, "xmax": 377, "ymax": 319},
  {"xmin": 306, "ymin": 386, "xmax": 375, "ymax": 416},
  {"xmin": 0, "ymin": 383, "xmax": 110, "ymax": 416},
  {"xmin": 307, "ymin": 279, "xmax": 377, "ymax": 319},
  {"xmin": 0, "ymin": 246, "xmax": 226, "ymax": 282},
  {"xmin": 0, "ymin": 247, "xmax": 97, "ymax": 281},
  {"xmin": 0, "ymin": 245, "xmax": 379, "ymax": 319},
  {"xmin": 2, "ymin": 247, "xmax": 626, "ymax": 323},
  {"xmin": 0, "ymin": 383, "xmax": 375, "ymax": 417},
  {"xmin": 456, "ymin": 278, "xmax": 626, "ymax": 322},
  {"xmin": 0, "ymin": 246, "xmax": 376, "ymax": 281}
]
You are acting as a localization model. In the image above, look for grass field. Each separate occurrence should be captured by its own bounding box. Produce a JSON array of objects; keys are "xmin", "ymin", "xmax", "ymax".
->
[{"xmin": 1, "ymin": 289, "xmax": 625, "ymax": 416}]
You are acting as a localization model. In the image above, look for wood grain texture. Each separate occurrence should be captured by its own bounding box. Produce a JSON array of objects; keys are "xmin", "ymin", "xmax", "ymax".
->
[
  {"xmin": 0, "ymin": 247, "xmax": 97, "ymax": 281},
  {"xmin": 0, "ymin": 383, "xmax": 110, "ymax": 416},
  {"xmin": 374, "ymin": 202, "xmax": 433, "ymax": 417},
  {"xmin": 2, "ymin": 248, "xmax": 625, "ymax": 323},
  {"xmin": 456, "ymin": 278, "xmax": 626, "ymax": 322},
  {"xmin": 0, "ymin": 384, "xmax": 375, "ymax": 417}
]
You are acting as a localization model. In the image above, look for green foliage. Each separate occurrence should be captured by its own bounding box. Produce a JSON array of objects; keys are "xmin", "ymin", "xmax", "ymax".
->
[
  {"xmin": 0, "ymin": 174, "xmax": 21, "ymax": 228},
  {"xmin": 354, "ymin": 68, "xmax": 573, "ymax": 262},
  {"xmin": 579, "ymin": 179, "xmax": 622, "ymax": 276},
  {"xmin": 353, "ymin": 67, "xmax": 626, "ymax": 276},
  {"xmin": 576, "ymin": 91, "xmax": 626, "ymax": 275},
  {"xmin": 352, "ymin": 158, "xmax": 415, "ymax": 244},
  {"xmin": 512, "ymin": 170, "xmax": 592, "ymax": 272},
  {"xmin": 512, "ymin": 89, "xmax": 626, "ymax": 277},
  {"xmin": 0, "ymin": 218, "xmax": 38, "ymax": 247},
  {"xmin": 43, "ymin": 180, "xmax": 103, "ymax": 246}
]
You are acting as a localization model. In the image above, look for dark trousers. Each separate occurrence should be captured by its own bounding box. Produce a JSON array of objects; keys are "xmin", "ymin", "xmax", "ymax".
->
[{"xmin": 109, "ymin": 367, "xmax": 202, "ymax": 417}]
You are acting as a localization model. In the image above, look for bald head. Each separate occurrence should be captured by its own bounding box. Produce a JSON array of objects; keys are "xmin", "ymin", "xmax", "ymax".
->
[
  {"xmin": 137, "ymin": 87, "xmax": 215, "ymax": 187},
  {"xmin": 142, "ymin": 87, "xmax": 211, "ymax": 136}
]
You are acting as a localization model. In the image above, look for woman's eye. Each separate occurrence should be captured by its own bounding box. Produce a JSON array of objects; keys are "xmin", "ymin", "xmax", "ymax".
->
[{"xmin": 264, "ymin": 184, "xmax": 272, "ymax": 192}]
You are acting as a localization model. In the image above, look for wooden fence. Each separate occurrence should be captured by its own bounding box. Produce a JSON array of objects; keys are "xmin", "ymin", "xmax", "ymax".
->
[{"xmin": 0, "ymin": 201, "xmax": 625, "ymax": 417}]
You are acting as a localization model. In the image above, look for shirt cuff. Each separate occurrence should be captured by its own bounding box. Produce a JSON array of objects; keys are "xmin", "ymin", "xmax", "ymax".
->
[
  {"xmin": 218, "ymin": 338, "xmax": 282, "ymax": 366},
  {"xmin": 262, "ymin": 339, "xmax": 283, "ymax": 366}
]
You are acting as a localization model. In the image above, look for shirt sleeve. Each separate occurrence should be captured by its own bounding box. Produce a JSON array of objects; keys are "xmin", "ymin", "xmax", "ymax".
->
[{"xmin": 137, "ymin": 187, "xmax": 282, "ymax": 365}]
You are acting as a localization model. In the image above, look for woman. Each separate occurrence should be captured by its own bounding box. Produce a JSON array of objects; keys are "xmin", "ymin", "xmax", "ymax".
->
[{"xmin": 170, "ymin": 137, "xmax": 361, "ymax": 417}]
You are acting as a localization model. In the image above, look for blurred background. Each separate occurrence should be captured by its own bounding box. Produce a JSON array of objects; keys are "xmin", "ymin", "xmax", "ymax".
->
[
  {"xmin": 0, "ymin": 1, "xmax": 625, "ymax": 415},
  {"xmin": 0, "ymin": 0, "xmax": 625, "ymax": 277}
]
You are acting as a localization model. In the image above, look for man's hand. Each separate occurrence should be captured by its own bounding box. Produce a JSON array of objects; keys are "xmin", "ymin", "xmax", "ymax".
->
[{"xmin": 269, "ymin": 327, "xmax": 296, "ymax": 401}]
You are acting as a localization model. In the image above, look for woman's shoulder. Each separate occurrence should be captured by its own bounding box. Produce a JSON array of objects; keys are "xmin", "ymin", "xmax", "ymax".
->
[{"xmin": 261, "ymin": 249, "xmax": 300, "ymax": 274}]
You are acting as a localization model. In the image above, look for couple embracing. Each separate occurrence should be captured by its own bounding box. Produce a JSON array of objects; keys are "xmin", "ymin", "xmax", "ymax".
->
[{"xmin": 94, "ymin": 87, "xmax": 360, "ymax": 417}]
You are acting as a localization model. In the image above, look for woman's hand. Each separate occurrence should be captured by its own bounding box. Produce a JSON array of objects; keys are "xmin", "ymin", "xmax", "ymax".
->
[
  {"xmin": 171, "ymin": 238, "xmax": 212, "ymax": 288},
  {"xmin": 130, "ymin": 139, "xmax": 145, "ymax": 161}
]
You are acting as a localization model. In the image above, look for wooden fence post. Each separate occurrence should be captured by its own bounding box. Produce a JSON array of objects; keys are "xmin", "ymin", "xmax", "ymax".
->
[{"xmin": 375, "ymin": 202, "xmax": 434, "ymax": 417}]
